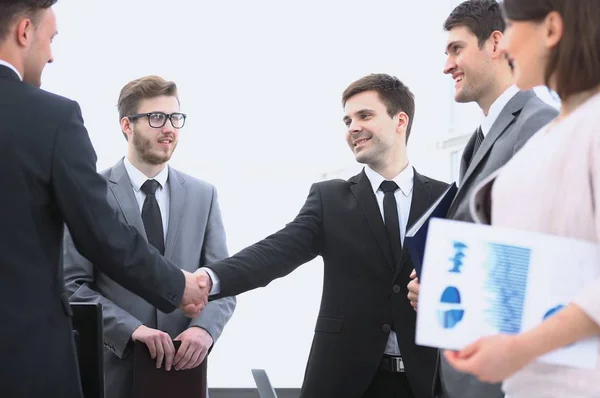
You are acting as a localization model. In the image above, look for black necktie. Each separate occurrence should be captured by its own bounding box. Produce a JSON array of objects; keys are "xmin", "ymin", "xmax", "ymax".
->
[
  {"xmin": 380, "ymin": 180, "xmax": 402, "ymax": 266},
  {"xmin": 141, "ymin": 179, "xmax": 165, "ymax": 255},
  {"xmin": 470, "ymin": 126, "xmax": 485, "ymax": 164}
]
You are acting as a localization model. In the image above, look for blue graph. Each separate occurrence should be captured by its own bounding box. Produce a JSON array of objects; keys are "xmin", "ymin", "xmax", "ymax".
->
[
  {"xmin": 543, "ymin": 304, "xmax": 565, "ymax": 320},
  {"xmin": 437, "ymin": 286, "xmax": 465, "ymax": 329},
  {"xmin": 448, "ymin": 242, "xmax": 468, "ymax": 273},
  {"xmin": 483, "ymin": 243, "xmax": 531, "ymax": 334}
]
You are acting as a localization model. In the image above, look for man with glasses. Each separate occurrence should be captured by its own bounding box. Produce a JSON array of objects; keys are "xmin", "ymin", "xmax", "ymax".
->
[{"xmin": 63, "ymin": 75, "xmax": 236, "ymax": 398}]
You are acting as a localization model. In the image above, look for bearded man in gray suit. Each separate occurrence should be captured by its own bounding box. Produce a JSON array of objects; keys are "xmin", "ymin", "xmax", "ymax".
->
[
  {"xmin": 63, "ymin": 75, "xmax": 236, "ymax": 398},
  {"xmin": 405, "ymin": 1, "xmax": 558, "ymax": 398}
]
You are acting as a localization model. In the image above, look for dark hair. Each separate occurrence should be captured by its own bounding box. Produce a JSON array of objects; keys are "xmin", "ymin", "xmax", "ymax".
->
[
  {"xmin": 502, "ymin": 0, "xmax": 600, "ymax": 100},
  {"xmin": 0, "ymin": 0, "xmax": 57, "ymax": 43},
  {"xmin": 444, "ymin": 0, "xmax": 505, "ymax": 47},
  {"xmin": 342, "ymin": 74, "xmax": 415, "ymax": 143},
  {"xmin": 117, "ymin": 75, "xmax": 179, "ymax": 139}
]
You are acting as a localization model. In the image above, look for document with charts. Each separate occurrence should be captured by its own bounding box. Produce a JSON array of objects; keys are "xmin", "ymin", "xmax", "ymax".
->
[{"xmin": 415, "ymin": 218, "xmax": 600, "ymax": 369}]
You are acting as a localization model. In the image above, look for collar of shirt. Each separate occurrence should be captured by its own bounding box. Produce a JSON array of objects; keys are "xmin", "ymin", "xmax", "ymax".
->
[
  {"xmin": 481, "ymin": 84, "xmax": 519, "ymax": 137},
  {"xmin": 0, "ymin": 59, "xmax": 23, "ymax": 81},
  {"xmin": 364, "ymin": 164, "xmax": 414, "ymax": 197},
  {"xmin": 123, "ymin": 157, "xmax": 169, "ymax": 192}
]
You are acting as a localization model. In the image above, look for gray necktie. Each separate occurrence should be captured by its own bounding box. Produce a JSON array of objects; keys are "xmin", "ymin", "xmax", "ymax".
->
[{"xmin": 470, "ymin": 126, "xmax": 485, "ymax": 164}]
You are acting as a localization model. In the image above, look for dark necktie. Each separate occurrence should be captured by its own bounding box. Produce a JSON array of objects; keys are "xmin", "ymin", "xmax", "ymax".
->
[
  {"xmin": 141, "ymin": 179, "xmax": 165, "ymax": 255},
  {"xmin": 380, "ymin": 180, "xmax": 403, "ymax": 266},
  {"xmin": 470, "ymin": 126, "xmax": 485, "ymax": 164}
]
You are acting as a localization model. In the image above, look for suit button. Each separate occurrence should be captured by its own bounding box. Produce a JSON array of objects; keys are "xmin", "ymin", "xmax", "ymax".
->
[
  {"xmin": 393, "ymin": 285, "xmax": 401, "ymax": 293},
  {"xmin": 382, "ymin": 324, "xmax": 391, "ymax": 333}
]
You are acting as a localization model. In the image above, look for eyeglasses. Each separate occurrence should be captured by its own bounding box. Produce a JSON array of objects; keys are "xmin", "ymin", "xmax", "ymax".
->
[{"xmin": 127, "ymin": 112, "xmax": 187, "ymax": 129}]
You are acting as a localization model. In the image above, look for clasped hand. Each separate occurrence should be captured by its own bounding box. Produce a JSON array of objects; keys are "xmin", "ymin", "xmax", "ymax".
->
[
  {"xmin": 179, "ymin": 269, "xmax": 212, "ymax": 318},
  {"xmin": 132, "ymin": 325, "xmax": 213, "ymax": 371}
]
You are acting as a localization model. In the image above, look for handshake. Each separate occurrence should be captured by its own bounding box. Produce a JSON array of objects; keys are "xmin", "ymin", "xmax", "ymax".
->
[{"xmin": 178, "ymin": 269, "xmax": 213, "ymax": 318}]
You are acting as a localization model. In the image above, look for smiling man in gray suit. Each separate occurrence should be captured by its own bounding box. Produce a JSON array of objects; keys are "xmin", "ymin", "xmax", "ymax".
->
[
  {"xmin": 63, "ymin": 75, "xmax": 236, "ymax": 398},
  {"xmin": 406, "ymin": 1, "xmax": 558, "ymax": 398}
]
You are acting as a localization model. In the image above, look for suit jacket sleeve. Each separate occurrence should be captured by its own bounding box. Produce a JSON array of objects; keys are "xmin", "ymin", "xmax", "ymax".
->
[
  {"xmin": 52, "ymin": 100, "xmax": 184, "ymax": 313},
  {"xmin": 188, "ymin": 186, "xmax": 236, "ymax": 341},
  {"xmin": 207, "ymin": 183, "xmax": 323, "ymax": 297},
  {"xmin": 63, "ymin": 227, "xmax": 143, "ymax": 358}
]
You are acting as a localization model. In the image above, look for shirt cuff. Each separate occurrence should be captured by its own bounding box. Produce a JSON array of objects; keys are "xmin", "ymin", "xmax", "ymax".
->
[{"xmin": 201, "ymin": 267, "xmax": 221, "ymax": 295}]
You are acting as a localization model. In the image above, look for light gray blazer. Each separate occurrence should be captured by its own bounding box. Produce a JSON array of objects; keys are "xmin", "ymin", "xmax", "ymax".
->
[
  {"xmin": 446, "ymin": 90, "xmax": 558, "ymax": 223},
  {"xmin": 63, "ymin": 159, "xmax": 236, "ymax": 398},
  {"xmin": 437, "ymin": 90, "xmax": 558, "ymax": 398}
]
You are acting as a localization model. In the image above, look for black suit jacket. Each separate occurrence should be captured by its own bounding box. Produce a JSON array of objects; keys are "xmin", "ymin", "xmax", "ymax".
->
[
  {"xmin": 208, "ymin": 168, "xmax": 448, "ymax": 398},
  {"xmin": 0, "ymin": 65, "xmax": 185, "ymax": 397}
]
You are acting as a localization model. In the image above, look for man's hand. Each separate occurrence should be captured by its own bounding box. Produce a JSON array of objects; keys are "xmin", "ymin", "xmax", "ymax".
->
[
  {"xmin": 172, "ymin": 327, "xmax": 214, "ymax": 371},
  {"xmin": 179, "ymin": 270, "xmax": 211, "ymax": 317},
  {"xmin": 407, "ymin": 269, "xmax": 419, "ymax": 311},
  {"xmin": 194, "ymin": 268, "xmax": 213, "ymax": 292},
  {"xmin": 131, "ymin": 325, "xmax": 176, "ymax": 371}
]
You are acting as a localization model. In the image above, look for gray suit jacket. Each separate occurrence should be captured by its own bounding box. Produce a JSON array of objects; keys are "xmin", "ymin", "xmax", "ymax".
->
[
  {"xmin": 437, "ymin": 90, "xmax": 558, "ymax": 398},
  {"xmin": 63, "ymin": 159, "xmax": 236, "ymax": 398}
]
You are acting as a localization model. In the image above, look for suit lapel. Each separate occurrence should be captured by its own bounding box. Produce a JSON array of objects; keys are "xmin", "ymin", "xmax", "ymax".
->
[
  {"xmin": 459, "ymin": 130, "xmax": 478, "ymax": 183},
  {"xmin": 446, "ymin": 131, "xmax": 478, "ymax": 218},
  {"xmin": 460, "ymin": 91, "xmax": 533, "ymax": 190},
  {"xmin": 398, "ymin": 170, "xmax": 432, "ymax": 274},
  {"xmin": 449, "ymin": 91, "xmax": 535, "ymax": 218},
  {"xmin": 108, "ymin": 159, "xmax": 147, "ymax": 238},
  {"xmin": 349, "ymin": 170, "xmax": 395, "ymax": 271},
  {"xmin": 164, "ymin": 168, "xmax": 186, "ymax": 259}
]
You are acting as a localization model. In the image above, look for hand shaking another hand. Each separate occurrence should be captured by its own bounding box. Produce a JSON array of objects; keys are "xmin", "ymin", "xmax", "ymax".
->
[{"xmin": 179, "ymin": 269, "xmax": 213, "ymax": 318}]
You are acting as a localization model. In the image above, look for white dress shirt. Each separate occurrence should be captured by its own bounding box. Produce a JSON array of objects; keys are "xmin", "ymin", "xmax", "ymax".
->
[
  {"xmin": 364, "ymin": 164, "xmax": 414, "ymax": 356},
  {"xmin": 123, "ymin": 157, "xmax": 170, "ymax": 241},
  {"xmin": 0, "ymin": 59, "xmax": 22, "ymax": 81},
  {"xmin": 481, "ymin": 84, "xmax": 519, "ymax": 137}
]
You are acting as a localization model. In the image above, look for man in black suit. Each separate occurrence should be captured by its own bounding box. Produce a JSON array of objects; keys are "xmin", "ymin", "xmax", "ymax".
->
[
  {"xmin": 0, "ymin": 2, "xmax": 209, "ymax": 397},
  {"xmin": 198, "ymin": 74, "xmax": 449, "ymax": 398}
]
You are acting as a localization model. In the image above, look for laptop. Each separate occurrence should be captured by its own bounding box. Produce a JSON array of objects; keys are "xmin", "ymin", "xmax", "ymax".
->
[{"xmin": 251, "ymin": 369, "xmax": 278, "ymax": 398}]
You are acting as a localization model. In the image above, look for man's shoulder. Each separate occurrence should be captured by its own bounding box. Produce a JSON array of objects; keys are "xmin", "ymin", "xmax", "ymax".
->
[
  {"xmin": 521, "ymin": 91, "xmax": 559, "ymax": 115},
  {"xmin": 314, "ymin": 172, "xmax": 359, "ymax": 192},
  {"xmin": 15, "ymin": 83, "xmax": 81, "ymax": 119},
  {"xmin": 98, "ymin": 166, "xmax": 112, "ymax": 179},
  {"xmin": 317, "ymin": 177, "xmax": 353, "ymax": 188},
  {"xmin": 512, "ymin": 92, "xmax": 559, "ymax": 126},
  {"xmin": 511, "ymin": 92, "xmax": 558, "ymax": 139},
  {"xmin": 417, "ymin": 172, "xmax": 450, "ymax": 196},
  {"xmin": 169, "ymin": 167, "xmax": 216, "ymax": 193}
]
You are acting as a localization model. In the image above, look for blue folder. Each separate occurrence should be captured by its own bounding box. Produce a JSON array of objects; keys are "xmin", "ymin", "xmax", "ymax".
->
[{"xmin": 404, "ymin": 182, "xmax": 458, "ymax": 277}]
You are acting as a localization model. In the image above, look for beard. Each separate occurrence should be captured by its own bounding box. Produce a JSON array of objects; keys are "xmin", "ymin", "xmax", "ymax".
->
[{"xmin": 132, "ymin": 130, "xmax": 176, "ymax": 165}]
